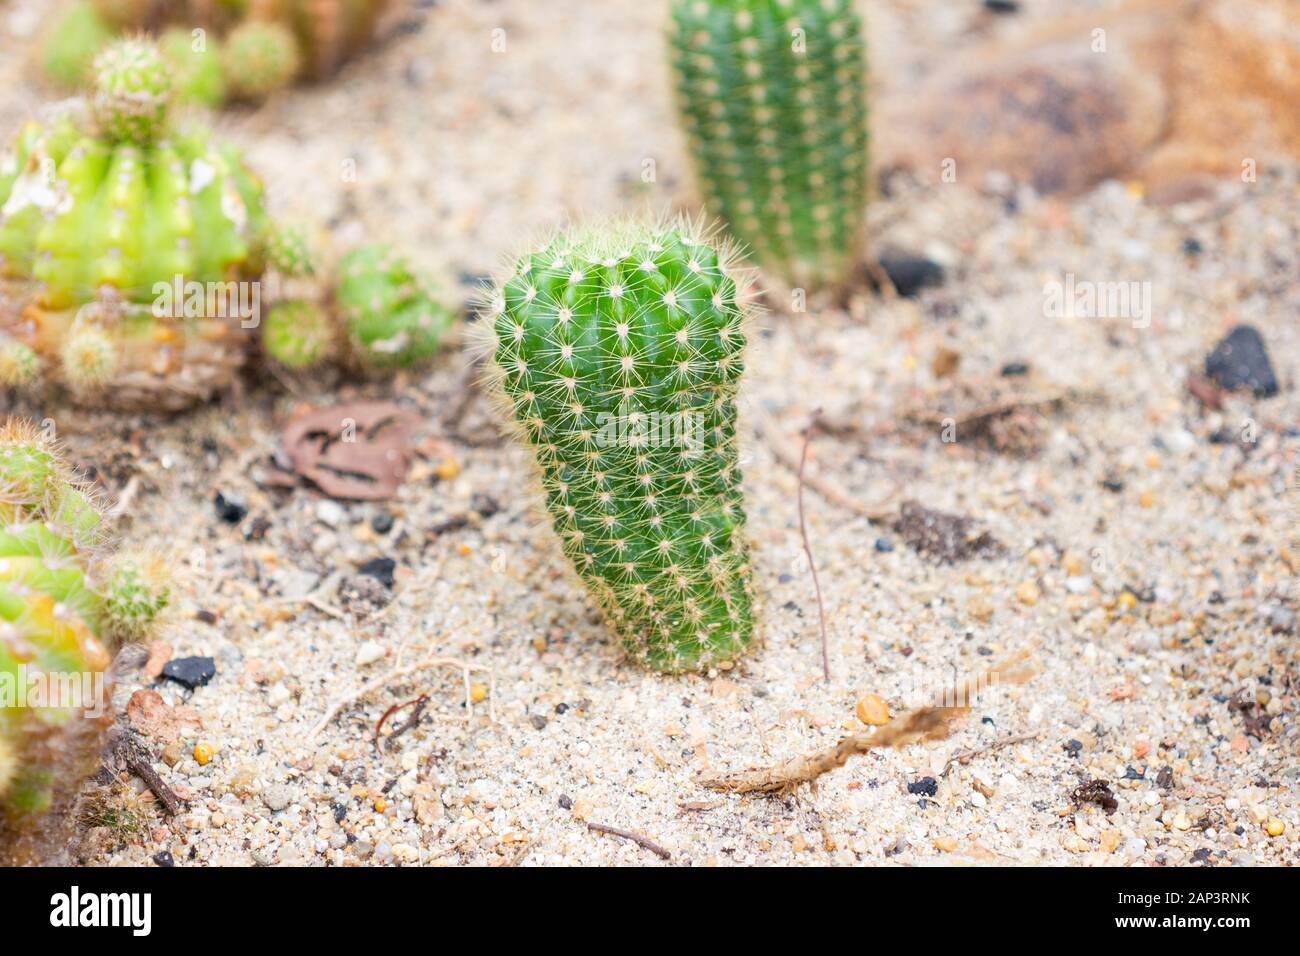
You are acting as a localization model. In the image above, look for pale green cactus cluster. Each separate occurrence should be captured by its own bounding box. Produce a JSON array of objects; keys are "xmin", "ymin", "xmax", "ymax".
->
[
  {"xmin": 482, "ymin": 221, "xmax": 754, "ymax": 672},
  {"xmin": 667, "ymin": 0, "xmax": 870, "ymax": 289},
  {"xmin": 0, "ymin": 418, "xmax": 169, "ymax": 818},
  {"xmin": 40, "ymin": 0, "xmax": 395, "ymax": 106},
  {"xmin": 0, "ymin": 37, "xmax": 270, "ymax": 410}
]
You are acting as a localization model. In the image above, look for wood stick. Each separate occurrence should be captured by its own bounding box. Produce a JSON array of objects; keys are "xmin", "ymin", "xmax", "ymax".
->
[{"xmin": 586, "ymin": 821, "xmax": 672, "ymax": 860}]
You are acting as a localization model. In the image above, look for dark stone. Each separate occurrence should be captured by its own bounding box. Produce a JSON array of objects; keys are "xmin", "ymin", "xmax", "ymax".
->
[
  {"xmin": 1182, "ymin": 237, "xmax": 1203, "ymax": 255},
  {"xmin": 878, "ymin": 255, "xmax": 945, "ymax": 297},
  {"xmin": 530, "ymin": 714, "xmax": 548, "ymax": 730},
  {"xmin": 471, "ymin": 494, "xmax": 501, "ymax": 519},
  {"xmin": 984, "ymin": 0, "xmax": 1020, "ymax": 12},
  {"xmin": 357, "ymin": 557, "xmax": 397, "ymax": 589},
  {"xmin": 874, "ymin": 537, "xmax": 894, "ymax": 553},
  {"xmin": 558, "ymin": 794, "xmax": 573, "ymax": 810},
  {"xmin": 1063, "ymin": 739, "xmax": 1083, "ymax": 758},
  {"xmin": 1102, "ymin": 476, "xmax": 1124, "ymax": 492},
  {"xmin": 153, "ymin": 851, "xmax": 175, "ymax": 867},
  {"xmin": 371, "ymin": 511, "xmax": 394, "ymax": 534},
  {"xmin": 1205, "ymin": 325, "xmax": 1278, "ymax": 398},
  {"xmin": 161, "ymin": 656, "xmax": 216, "ymax": 690},
  {"xmin": 1000, "ymin": 361, "xmax": 1030, "ymax": 377},
  {"xmin": 907, "ymin": 776, "xmax": 938, "ymax": 797},
  {"xmin": 213, "ymin": 492, "xmax": 247, "ymax": 524},
  {"xmin": 555, "ymin": 702, "xmax": 568, "ymax": 715}
]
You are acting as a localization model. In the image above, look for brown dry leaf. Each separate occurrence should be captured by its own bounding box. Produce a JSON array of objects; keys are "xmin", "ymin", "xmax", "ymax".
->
[
  {"xmin": 126, "ymin": 689, "xmax": 203, "ymax": 744},
  {"xmin": 281, "ymin": 401, "xmax": 417, "ymax": 500}
]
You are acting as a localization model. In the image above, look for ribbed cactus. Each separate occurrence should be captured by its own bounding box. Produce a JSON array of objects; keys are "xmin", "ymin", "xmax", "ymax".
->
[
  {"xmin": 336, "ymin": 244, "xmax": 452, "ymax": 371},
  {"xmin": 0, "ymin": 38, "xmax": 270, "ymax": 410},
  {"xmin": 0, "ymin": 419, "xmax": 169, "ymax": 819},
  {"xmin": 482, "ymin": 221, "xmax": 754, "ymax": 672},
  {"xmin": 667, "ymin": 0, "xmax": 870, "ymax": 290}
]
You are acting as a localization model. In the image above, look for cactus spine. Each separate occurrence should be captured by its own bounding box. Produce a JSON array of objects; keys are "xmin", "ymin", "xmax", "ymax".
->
[
  {"xmin": 667, "ymin": 0, "xmax": 870, "ymax": 290},
  {"xmin": 336, "ymin": 244, "xmax": 452, "ymax": 371},
  {"xmin": 483, "ymin": 221, "xmax": 754, "ymax": 672},
  {"xmin": 0, "ymin": 419, "xmax": 169, "ymax": 819},
  {"xmin": 0, "ymin": 38, "xmax": 270, "ymax": 410}
]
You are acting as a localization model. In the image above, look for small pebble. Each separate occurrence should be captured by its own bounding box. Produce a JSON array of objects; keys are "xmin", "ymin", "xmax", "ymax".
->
[
  {"xmin": 1265, "ymin": 818, "xmax": 1285, "ymax": 837},
  {"xmin": 261, "ymin": 784, "xmax": 292, "ymax": 812},
  {"xmin": 161, "ymin": 656, "xmax": 216, "ymax": 690},
  {"xmin": 855, "ymin": 693, "xmax": 891, "ymax": 726},
  {"xmin": 193, "ymin": 743, "xmax": 213, "ymax": 765},
  {"xmin": 1016, "ymin": 581, "xmax": 1040, "ymax": 605},
  {"xmin": 213, "ymin": 492, "xmax": 247, "ymax": 524}
]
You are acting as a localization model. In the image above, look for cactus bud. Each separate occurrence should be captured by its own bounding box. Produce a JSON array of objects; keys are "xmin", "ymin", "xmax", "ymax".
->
[
  {"xmin": 60, "ymin": 325, "xmax": 118, "ymax": 390},
  {"xmin": 101, "ymin": 551, "xmax": 171, "ymax": 641},
  {"xmin": 91, "ymin": 37, "xmax": 173, "ymax": 143},
  {"xmin": 482, "ymin": 219, "xmax": 755, "ymax": 672},
  {"xmin": 263, "ymin": 300, "xmax": 335, "ymax": 370},
  {"xmin": 0, "ymin": 342, "xmax": 40, "ymax": 388}
]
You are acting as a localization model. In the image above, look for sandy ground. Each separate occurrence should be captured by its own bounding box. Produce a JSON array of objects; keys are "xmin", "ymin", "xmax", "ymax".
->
[{"xmin": 0, "ymin": 0, "xmax": 1297, "ymax": 866}]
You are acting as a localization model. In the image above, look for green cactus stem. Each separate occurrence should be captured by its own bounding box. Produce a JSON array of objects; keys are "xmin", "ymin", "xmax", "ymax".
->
[
  {"xmin": 222, "ymin": 20, "xmax": 301, "ymax": 100},
  {"xmin": 0, "ymin": 418, "xmax": 168, "ymax": 820},
  {"xmin": 667, "ymin": 0, "xmax": 870, "ymax": 290},
  {"xmin": 482, "ymin": 220, "xmax": 754, "ymax": 672},
  {"xmin": 0, "ymin": 37, "xmax": 270, "ymax": 410},
  {"xmin": 263, "ymin": 300, "xmax": 335, "ymax": 369},
  {"xmin": 337, "ymin": 244, "xmax": 452, "ymax": 371}
]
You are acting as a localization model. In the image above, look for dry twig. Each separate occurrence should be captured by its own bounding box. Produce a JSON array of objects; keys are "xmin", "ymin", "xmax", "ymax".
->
[
  {"xmin": 586, "ymin": 821, "xmax": 672, "ymax": 860},
  {"xmin": 310, "ymin": 635, "xmax": 494, "ymax": 738},
  {"xmin": 697, "ymin": 650, "xmax": 1037, "ymax": 794},
  {"xmin": 796, "ymin": 411, "xmax": 832, "ymax": 682}
]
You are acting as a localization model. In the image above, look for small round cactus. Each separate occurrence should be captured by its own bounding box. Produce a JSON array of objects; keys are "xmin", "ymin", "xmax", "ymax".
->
[
  {"xmin": 263, "ymin": 300, "xmax": 336, "ymax": 370},
  {"xmin": 158, "ymin": 28, "xmax": 227, "ymax": 108},
  {"xmin": 668, "ymin": 0, "xmax": 870, "ymax": 290},
  {"xmin": 222, "ymin": 20, "xmax": 301, "ymax": 100},
  {"xmin": 0, "ymin": 37, "xmax": 271, "ymax": 410},
  {"xmin": 0, "ymin": 418, "xmax": 169, "ymax": 821},
  {"xmin": 337, "ymin": 244, "xmax": 453, "ymax": 371},
  {"xmin": 91, "ymin": 37, "xmax": 173, "ymax": 143},
  {"xmin": 482, "ymin": 220, "xmax": 755, "ymax": 672}
]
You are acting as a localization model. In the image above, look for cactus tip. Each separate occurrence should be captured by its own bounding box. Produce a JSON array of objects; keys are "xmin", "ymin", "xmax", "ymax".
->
[
  {"xmin": 0, "ymin": 341, "xmax": 41, "ymax": 388},
  {"xmin": 61, "ymin": 326, "xmax": 118, "ymax": 389},
  {"xmin": 91, "ymin": 37, "xmax": 173, "ymax": 143},
  {"xmin": 102, "ymin": 550, "xmax": 171, "ymax": 641}
]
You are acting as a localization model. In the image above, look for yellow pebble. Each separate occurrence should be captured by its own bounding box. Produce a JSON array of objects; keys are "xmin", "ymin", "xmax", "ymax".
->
[
  {"xmin": 469, "ymin": 683, "xmax": 488, "ymax": 703},
  {"xmin": 457, "ymin": 543, "xmax": 473, "ymax": 557},
  {"xmin": 1138, "ymin": 489, "xmax": 1156, "ymax": 508},
  {"xmin": 1062, "ymin": 552, "xmax": 1084, "ymax": 576},
  {"xmin": 434, "ymin": 459, "xmax": 462, "ymax": 480},
  {"xmin": 1118, "ymin": 591, "xmax": 1138, "ymax": 611},
  {"xmin": 374, "ymin": 797, "xmax": 387, "ymax": 813},
  {"xmin": 1265, "ymin": 818, "xmax": 1285, "ymax": 837},
  {"xmin": 532, "ymin": 636, "xmax": 547, "ymax": 653},
  {"xmin": 1016, "ymin": 581, "xmax": 1040, "ymax": 605},
  {"xmin": 1145, "ymin": 451, "xmax": 1161, "ymax": 469},
  {"xmin": 193, "ymin": 743, "xmax": 213, "ymax": 765},
  {"xmin": 855, "ymin": 693, "xmax": 891, "ymax": 726}
]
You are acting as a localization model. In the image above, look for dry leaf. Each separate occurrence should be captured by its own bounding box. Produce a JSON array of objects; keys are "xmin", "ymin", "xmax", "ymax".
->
[{"xmin": 281, "ymin": 401, "xmax": 417, "ymax": 500}]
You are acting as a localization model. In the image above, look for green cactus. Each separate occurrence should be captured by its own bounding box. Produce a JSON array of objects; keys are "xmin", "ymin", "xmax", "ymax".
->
[
  {"xmin": 667, "ymin": 0, "xmax": 870, "ymax": 289},
  {"xmin": 336, "ymin": 244, "xmax": 452, "ymax": 371},
  {"xmin": 0, "ymin": 37, "xmax": 270, "ymax": 410},
  {"xmin": 222, "ymin": 20, "xmax": 301, "ymax": 100},
  {"xmin": 259, "ymin": 222, "xmax": 337, "ymax": 370},
  {"xmin": 40, "ymin": 1, "xmax": 115, "ymax": 89},
  {"xmin": 482, "ymin": 220, "xmax": 754, "ymax": 672},
  {"xmin": 0, "ymin": 418, "xmax": 169, "ymax": 819},
  {"xmin": 158, "ymin": 27, "xmax": 227, "ymax": 108}
]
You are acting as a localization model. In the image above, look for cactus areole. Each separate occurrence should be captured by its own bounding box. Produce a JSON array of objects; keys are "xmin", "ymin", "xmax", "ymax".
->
[
  {"xmin": 668, "ymin": 0, "xmax": 870, "ymax": 290},
  {"xmin": 485, "ymin": 222, "xmax": 755, "ymax": 672}
]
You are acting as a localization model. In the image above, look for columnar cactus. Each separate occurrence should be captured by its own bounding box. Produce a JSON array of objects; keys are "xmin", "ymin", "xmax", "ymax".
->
[
  {"xmin": 0, "ymin": 419, "xmax": 169, "ymax": 819},
  {"xmin": 482, "ymin": 221, "xmax": 755, "ymax": 672},
  {"xmin": 0, "ymin": 38, "xmax": 270, "ymax": 410},
  {"xmin": 667, "ymin": 0, "xmax": 870, "ymax": 290},
  {"xmin": 336, "ymin": 244, "xmax": 452, "ymax": 371}
]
